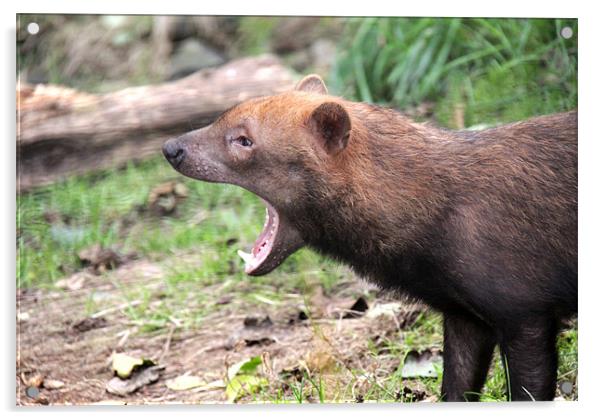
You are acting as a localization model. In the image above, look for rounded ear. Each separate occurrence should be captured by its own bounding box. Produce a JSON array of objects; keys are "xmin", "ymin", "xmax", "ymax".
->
[
  {"xmin": 295, "ymin": 74, "xmax": 328, "ymax": 95},
  {"xmin": 309, "ymin": 102, "xmax": 351, "ymax": 155}
]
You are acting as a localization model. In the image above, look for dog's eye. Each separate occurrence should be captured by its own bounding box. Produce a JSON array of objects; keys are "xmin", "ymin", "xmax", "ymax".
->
[{"xmin": 234, "ymin": 136, "xmax": 253, "ymax": 147}]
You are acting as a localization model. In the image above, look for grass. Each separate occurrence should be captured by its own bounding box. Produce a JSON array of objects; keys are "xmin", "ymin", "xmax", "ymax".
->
[
  {"xmin": 17, "ymin": 154, "xmax": 348, "ymax": 339},
  {"xmin": 16, "ymin": 154, "xmax": 578, "ymax": 402},
  {"xmin": 17, "ymin": 156, "xmax": 338, "ymax": 289},
  {"xmin": 329, "ymin": 18, "xmax": 577, "ymax": 128},
  {"xmin": 250, "ymin": 312, "xmax": 577, "ymax": 402},
  {"xmin": 234, "ymin": 17, "xmax": 280, "ymax": 55}
]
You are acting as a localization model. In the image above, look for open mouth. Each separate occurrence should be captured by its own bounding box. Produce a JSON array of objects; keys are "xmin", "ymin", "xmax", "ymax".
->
[
  {"xmin": 161, "ymin": 135, "xmax": 304, "ymax": 276},
  {"xmin": 237, "ymin": 199, "xmax": 304, "ymax": 276}
]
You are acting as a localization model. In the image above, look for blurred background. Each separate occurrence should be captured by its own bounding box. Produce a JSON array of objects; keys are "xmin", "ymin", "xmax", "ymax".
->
[
  {"xmin": 18, "ymin": 16, "xmax": 577, "ymax": 125},
  {"xmin": 16, "ymin": 16, "xmax": 578, "ymax": 404}
]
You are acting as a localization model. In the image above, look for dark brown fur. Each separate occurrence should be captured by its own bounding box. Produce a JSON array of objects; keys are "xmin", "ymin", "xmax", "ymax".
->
[{"xmin": 163, "ymin": 76, "xmax": 577, "ymax": 401}]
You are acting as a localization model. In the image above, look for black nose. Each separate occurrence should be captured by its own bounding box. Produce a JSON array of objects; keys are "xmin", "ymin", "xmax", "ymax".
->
[{"xmin": 163, "ymin": 139, "xmax": 185, "ymax": 168}]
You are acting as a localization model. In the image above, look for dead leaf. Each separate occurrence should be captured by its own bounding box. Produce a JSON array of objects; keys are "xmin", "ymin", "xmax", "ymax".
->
[
  {"xmin": 148, "ymin": 181, "xmax": 188, "ymax": 200},
  {"xmin": 228, "ymin": 315, "xmax": 276, "ymax": 349},
  {"xmin": 304, "ymin": 341, "xmax": 337, "ymax": 373},
  {"xmin": 78, "ymin": 244, "xmax": 125, "ymax": 273},
  {"xmin": 22, "ymin": 372, "xmax": 44, "ymax": 388},
  {"xmin": 111, "ymin": 353, "xmax": 155, "ymax": 379},
  {"xmin": 72, "ymin": 316, "xmax": 108, "ymax": 333},
  {"xmin": 166, "ymin": 374, "xmax": 206, "ymax": 391},
  {"xmin": 55, "ymin": 271, "xmax": 94, "ymax": 291},
  {"xmin": 279, "ymin": 365, "xmax": 303, "ymax": 381},
  {"xmin": 243, "ymin": 315, "xmax": 273, "ymax": 328},
  {"xmin": 147, "ymin": 181, "xmax": 188, "ymax": 215},
  {"xmin": 173, "ymin": 182, "xmax": 188, "ymax": 197},
  {"xmin": 396, "ymin": 385, "xmax": 427, "ymax": 402},
  {"xmin": 106, "ymin": 365, "xmax": 164, "ymax": 396},
  {"xmin": 77, "ymin": 244, "xmax": 102, "ymax": 263},
  {"xmin": 401, "ymin": 350, "xmax": 443, "ymax": 378},
  {"xmin": 244, "ymin": 337, "xmax": 276, "ymax": 347}
]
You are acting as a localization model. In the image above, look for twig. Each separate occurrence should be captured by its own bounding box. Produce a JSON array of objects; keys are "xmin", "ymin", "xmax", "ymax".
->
[
  {"xmin": 91, "ymin": 299, "xmax": 143, "ymax": 319},
  {"xmin": 115, "ymin": 328, "xmax": 133, "ymax": 349},
  {"xmin": 155, "ymin": 323, "xmax": 176, "ymax": 364},
  {"xmin": 182, "ymin": 344, "xmax": 223, "ymax": 364}
]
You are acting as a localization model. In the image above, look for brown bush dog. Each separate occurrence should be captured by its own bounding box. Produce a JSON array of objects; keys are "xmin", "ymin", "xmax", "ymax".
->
[{"xmin": 163, "ymin": 75, "xmax": 577, "ymax": 402}]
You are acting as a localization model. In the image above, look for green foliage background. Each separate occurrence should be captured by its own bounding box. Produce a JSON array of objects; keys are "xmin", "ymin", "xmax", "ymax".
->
[{"xmin": 329, "ymin": 18, "xmax": 577, "ymax": 127}]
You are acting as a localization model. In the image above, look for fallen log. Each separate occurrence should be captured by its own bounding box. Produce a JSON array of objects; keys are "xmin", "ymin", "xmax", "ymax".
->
[{"xmin": 17, "ymin": 55, "xmax": 295, "ymax": 191}]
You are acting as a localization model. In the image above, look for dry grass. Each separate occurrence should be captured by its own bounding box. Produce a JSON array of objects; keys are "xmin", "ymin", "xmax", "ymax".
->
[{"xmin": 17, "ymin": 255, "xmax": 436, "ymax": 405}]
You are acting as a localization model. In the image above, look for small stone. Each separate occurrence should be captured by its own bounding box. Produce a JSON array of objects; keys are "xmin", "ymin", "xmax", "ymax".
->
[
  {"xmin": 25, "ymin": 386, "xmax": 40, "ymax": 399},
  {"xmin": 43, "ymin": 379, "xmax": 65, "ymax": 390},
  {"xmin": 17, "ymin": 312, "xmax": 30, "ymax": 322}
]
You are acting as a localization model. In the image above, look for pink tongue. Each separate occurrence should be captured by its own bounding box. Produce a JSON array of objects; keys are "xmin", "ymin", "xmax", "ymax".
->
[{"xmin": 253, "ymin": 207, "xmax": 274, "ymax": 256}]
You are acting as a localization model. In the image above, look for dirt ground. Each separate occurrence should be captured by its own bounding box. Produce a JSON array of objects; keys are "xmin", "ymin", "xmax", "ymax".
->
[{"xmin": 17, "ymin": 257, "xmax": 426, "ymax": 405}]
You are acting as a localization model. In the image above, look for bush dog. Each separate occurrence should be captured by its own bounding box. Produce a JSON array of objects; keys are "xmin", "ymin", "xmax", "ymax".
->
[{"xmin": 163, "ymin": 75, "xmax": 577, "ymax": 401}]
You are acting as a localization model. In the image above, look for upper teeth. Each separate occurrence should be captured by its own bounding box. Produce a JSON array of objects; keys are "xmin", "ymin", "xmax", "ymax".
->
[{"xmin": 237, "ymin": 250, "xmax": 254, "ymax": 266}]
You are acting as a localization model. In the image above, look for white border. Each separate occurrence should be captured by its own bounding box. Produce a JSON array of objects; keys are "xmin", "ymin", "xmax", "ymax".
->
[
  {"xmin": 6, "ymin": 0, "xmax": 582, "ymax": 18},
  {"xmin": 3, "ymin": 1, "xmax": 601, "ymax": 419}
]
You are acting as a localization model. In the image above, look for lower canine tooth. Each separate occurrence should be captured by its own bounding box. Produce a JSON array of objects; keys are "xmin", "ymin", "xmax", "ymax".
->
[{"xmin": 237, "ymin": 250, "xmax": 254, "ymax": 266}]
